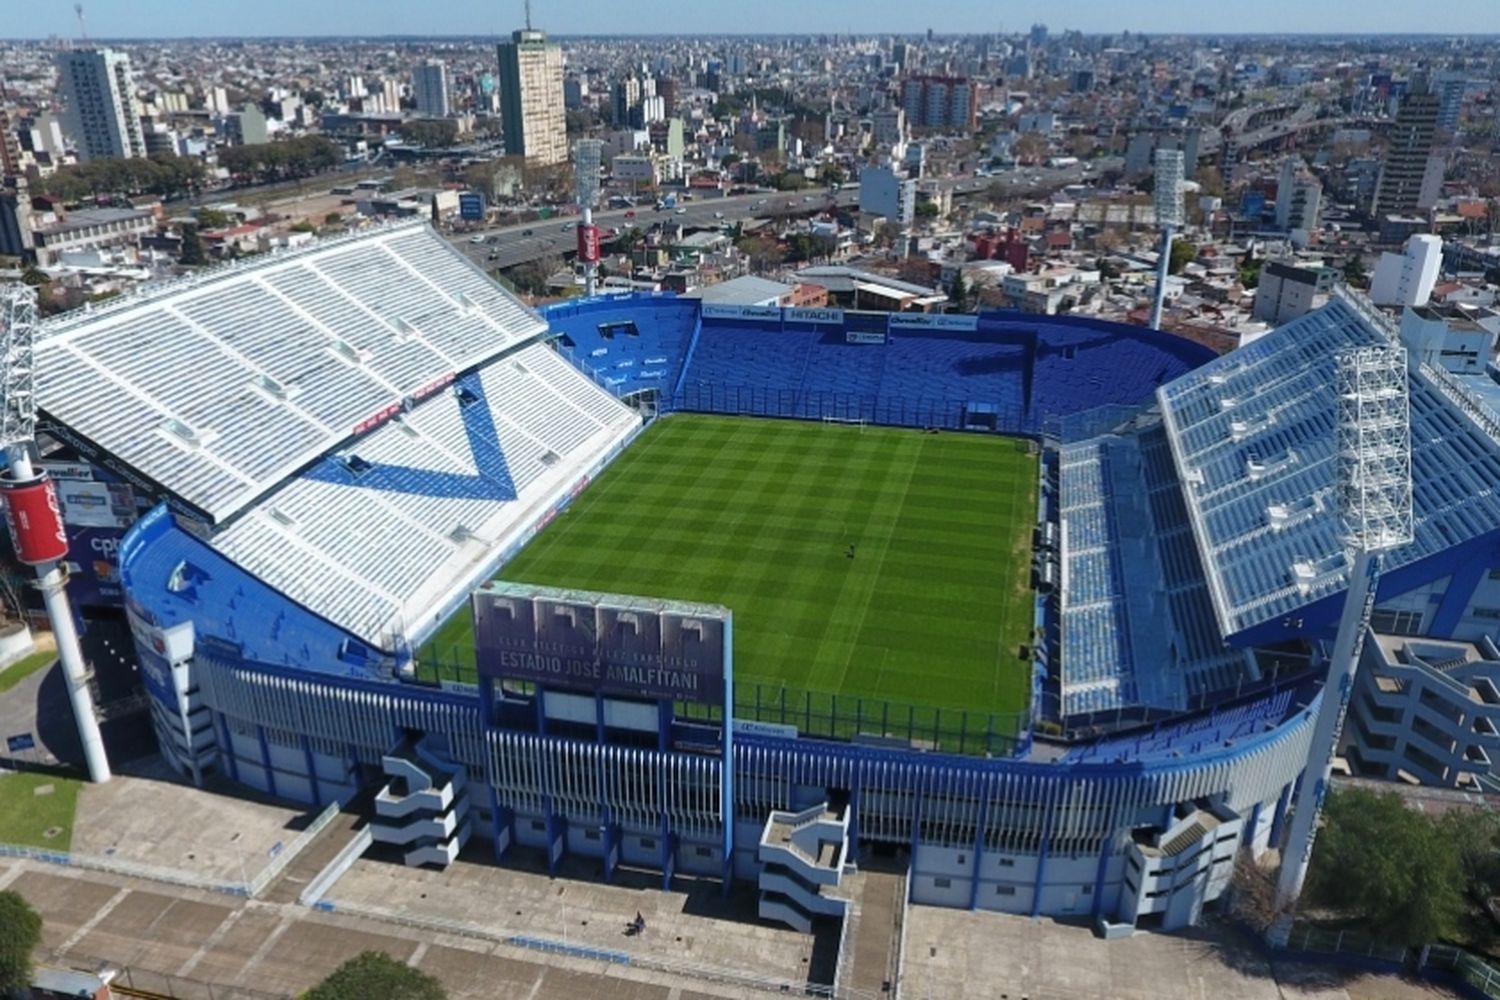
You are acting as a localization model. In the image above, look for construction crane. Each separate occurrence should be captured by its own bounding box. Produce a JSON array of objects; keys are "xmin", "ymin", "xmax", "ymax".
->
[
  {"xmin": 75, "ymin": 3, "xmax": 89, "ymax": 43},
  {"xmin": 0, "ymin": 284, "xmax": 110, "ymax": 783}
]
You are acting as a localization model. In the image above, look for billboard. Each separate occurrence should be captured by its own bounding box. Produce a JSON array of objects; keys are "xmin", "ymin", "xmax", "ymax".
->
[
  {"xmin": 473, "ymin": 583, "xmax": 728, "ymax": 703},
  {"xmin": 576, "ymin": 224, "xmax": 601, "ymax": 263},
  {"xmin": 459, "ymin": 192, "xmax": 486, "ymax": 221}
]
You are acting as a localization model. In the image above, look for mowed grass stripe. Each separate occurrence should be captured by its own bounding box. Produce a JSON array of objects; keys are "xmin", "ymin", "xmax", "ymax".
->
[{"xmin": 425, "ymin": 414, "xmax": 1036, "ymax": 716}]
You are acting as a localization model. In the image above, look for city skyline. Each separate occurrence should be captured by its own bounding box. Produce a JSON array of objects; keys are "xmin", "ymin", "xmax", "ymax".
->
[{"xmin": 5, "ymin": 0, "xmax": 1499, "ymax": 40}]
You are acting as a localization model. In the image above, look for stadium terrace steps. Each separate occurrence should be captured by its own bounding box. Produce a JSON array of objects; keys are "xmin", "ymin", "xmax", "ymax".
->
[
  {"xmin": 544, "ymin": 296, "xmax": 701, "ymax": 398},
  {"xmin": 210, "ymin": 341, "xmax": 639, "ymax": 645},
  {"xmin": 36, "ymin": 221, "xmax": 548, "ymax": 524},
  {"xmin": 1159, "ymin": 296, "xmax": 1500, "ymax": 639}
]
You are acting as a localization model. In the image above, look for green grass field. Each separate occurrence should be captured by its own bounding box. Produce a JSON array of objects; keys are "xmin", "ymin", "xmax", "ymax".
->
[{"xmin": 421, "ymin": 415, "xmax": 1037, "ymax": 716}]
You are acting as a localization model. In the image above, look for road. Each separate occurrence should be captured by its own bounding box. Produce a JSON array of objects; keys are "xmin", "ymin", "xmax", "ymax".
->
[{"xmin": 447, "ymin": 158, "xmax": 1115, "ymax": 272}]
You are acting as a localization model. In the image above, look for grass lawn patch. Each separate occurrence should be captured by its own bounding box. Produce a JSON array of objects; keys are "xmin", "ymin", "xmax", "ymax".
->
[
  {"xmin": 0, "ymin": 770, "xmax": 82, "ymax": 851},
  {"xmin": 0, "ymin": 649, "xmax": 56, "ymax": 695}
]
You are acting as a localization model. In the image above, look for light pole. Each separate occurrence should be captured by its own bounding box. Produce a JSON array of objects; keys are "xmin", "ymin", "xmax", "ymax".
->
[
  {"xmin": 230, "ymin": 831, "xmax": 250, "ymax": 892},
  {"xmin": 1272, "ymin": 340, "xmax": 1413, "ymax": 939}
]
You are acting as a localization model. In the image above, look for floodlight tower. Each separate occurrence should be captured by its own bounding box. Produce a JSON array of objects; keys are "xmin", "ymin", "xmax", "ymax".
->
[
  {"xmin": 1148, "ymin": 147, "xmax": 1185, "ymax": 331},
  {"xmin": 0, "ymin": 284, "xmax": 109, "ymax": 782},
  {"xmin": 1274, "ymin": 343, "xmax": 1412, "ymax": 924},
  {"xmin": 574, "ymin": 139, "xmax": 603, "ymax": 297}
]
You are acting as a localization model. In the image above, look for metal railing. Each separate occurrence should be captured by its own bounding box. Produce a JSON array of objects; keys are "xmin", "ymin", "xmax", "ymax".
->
[
  {"xmin": 0, "ymin": 842, "xmax": 251, "ymax": 897},
  {"xmin": 246, "ymin": 797, "xmax": 342, "ymax": 897},
  {"xmin": 1280, "ymin": 922, "xmax": 1412, "ymax": 965},
  {"xmin": 1278, "ymin": 921, "xmax": 1500, "ymax": 1000},
  {"xmin": 1423, "ymin": 943, "xmax": 1500, "ymax": 999}
]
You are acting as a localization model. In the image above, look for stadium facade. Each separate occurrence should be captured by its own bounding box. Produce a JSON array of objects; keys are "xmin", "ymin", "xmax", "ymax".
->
[{"xmin": 22, "ymin": 219, "xmax": 1500, "ymax": 935}]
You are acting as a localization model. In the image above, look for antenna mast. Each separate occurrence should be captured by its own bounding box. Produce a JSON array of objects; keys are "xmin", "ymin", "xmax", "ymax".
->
[
  {"xmin": 74, "ymin": 3, "xmax": 89, "ymax": 44},
  {"xmin": 524, "ymin": 0, "xmax": 532, "ymax": 30}
]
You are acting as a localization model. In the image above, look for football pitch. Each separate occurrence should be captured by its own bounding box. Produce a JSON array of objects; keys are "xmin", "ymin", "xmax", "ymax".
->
[{"xmin": 420, "ymin": 414, "xmax": 1038, "ymax": 717}]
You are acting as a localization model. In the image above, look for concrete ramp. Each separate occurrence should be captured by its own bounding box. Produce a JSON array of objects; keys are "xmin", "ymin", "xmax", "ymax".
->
[{"xmin": 259, "ymin": 804, "xmax": 370, "ymax": 906}]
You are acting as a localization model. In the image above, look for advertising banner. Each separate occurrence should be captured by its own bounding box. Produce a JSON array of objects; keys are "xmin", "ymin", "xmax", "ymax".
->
[
  {"xmin": 783, "ymin": 307, "xmax": 844, "ymax": 325},
  {"xmin": 577, "ymin": 224, "xmax": 602, "ymax": 263},
  {"xmin": 701, "ymin": 304, "xmax": 781, "ymax": 322},
  {"xmin": 887, "ymin": 313, "xmax": 980, "ymax": 331}
]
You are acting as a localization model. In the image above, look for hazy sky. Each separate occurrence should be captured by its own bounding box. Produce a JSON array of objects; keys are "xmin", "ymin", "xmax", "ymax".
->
[{"xmin": 7, "ymin": 0, "xmax": 1497, "ymax": 38}]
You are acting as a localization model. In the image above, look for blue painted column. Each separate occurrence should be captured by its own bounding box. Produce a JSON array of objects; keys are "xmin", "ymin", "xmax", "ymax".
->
[
  {"xmin": 256, "ymin": 725, "xmax": 277, "ymax": 798},
  {"xmin": 908, "ymin": 777, "xmax": 924, "ymax": 903},
  {"xmin": 1427, "ymin": 553, "xmax": 1492, "ymax": 638},
  {"xmin": 967, "ymin": 775, "xmax": 992, "ymax": 911},
  {"xmin": 1089, "ymin": 832, "xmax": 1115, "ymax": 921},
  {"xmin": 300, "ymin": 734, "xmax": 322, "ymax": 807},
  {"xmin": 1031, "ymin": 789, "xmax": 1059, "ymax": 918},
  {"xmin": 720, "ymin": 611, "xmax": 735, "ymax": 894},
  {"xmin": 217, "ymin": 712, "xmax": 239, "ymax": 784}
]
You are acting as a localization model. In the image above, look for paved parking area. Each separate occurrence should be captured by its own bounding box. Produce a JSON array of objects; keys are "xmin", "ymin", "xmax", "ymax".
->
[{"xmin": 900, "ymin": 905, "xmax": 1457, "ymax": 1000}]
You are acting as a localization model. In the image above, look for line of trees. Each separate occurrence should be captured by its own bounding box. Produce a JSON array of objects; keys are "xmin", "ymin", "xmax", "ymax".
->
[
  {"xmin": 219, "ymin": 135, "xmax": 342, "ymax": 186},
  {"xmin": 1304, "ymin": 786, "xmax": 1499, "ymax": 947},
  {"xmin": 39, "ymin": 152, "xmax": 206, "ymax": 203}
]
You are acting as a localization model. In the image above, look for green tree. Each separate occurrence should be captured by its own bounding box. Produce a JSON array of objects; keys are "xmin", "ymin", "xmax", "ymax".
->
[
  {"xmin": 399, "ymin": 120, "xmax": 459, "ymax": 148},
  {"xmin": 179, "ymin": 223, "xmax": 206, "ymax": 266},
  {"xmin": 19, "ymin": 266, "xmax": 48, "ymax": 287},
  {"xmin": 1238, "ymin": 259, "xmax": 1263, "ymax": 289},
  {"xmin": 301, "ymin": 951, "xmax": 446, "ymax": 1000},
  {"xmin": 1443, "ymin": 809, "xmax": 1500, "ymax": 905},
  {"xmin": 324, "ymin": 212, "xmax": 343, "ymax": 226},
  {"xmin": 1167, "ymin": 238, "xmax": 1197, "ymax": 276},
  {"xmin": 196, "ymin": 207, "xmax": 233, "ymax": 229},
  {"xmin": 1306, "ymin": 787, "xmax": 1467, "ymax": 946},
  {"xmin": 1343, "ymin": 254, "xmax": 1367, "ymax": 287},
  {"xmin": 949, "ymin": 273, "xmax": 973, "ymax": 312},
  {"xmin": 0, "ymin": 890, "xmax": 42, "ymax": 996},
  {"xmin": 772, "ymin": 172, "xmax": 808, "ymax": 192}
]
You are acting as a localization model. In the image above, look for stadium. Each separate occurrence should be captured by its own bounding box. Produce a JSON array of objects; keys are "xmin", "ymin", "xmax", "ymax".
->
[{"xmin": 20, "ymin": 217, "xmax": 1500, "ymax": 937}]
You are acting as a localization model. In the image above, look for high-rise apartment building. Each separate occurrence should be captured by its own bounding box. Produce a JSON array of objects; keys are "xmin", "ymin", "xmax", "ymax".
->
[
  {"xmin": 1371, "ymin": 88, "xmax": 1439, "ymax": 219},
  {"xmin": 1275, "ymin": 157, "xmax": 1322, "ymax": 232},
  {"xmin": 413, "ymin": 60, "xmax": 451, "ymax": 117},
  {"xmin": 612, "ymin": 76, "xmax": 640, "ymax": 127},
  {"xmin": 871, "ymin": 107, "xmax": 906, "ymax": 148},
  {"xmin": 56, "ymin": 48, "xmax": 146, "ymax": 163},
  {"xmin": 900, "ymin": 76, "xmax": 977, "ymax": 134},
  {"xmin": 497, "ymin": 28, "xmax": 567, "ymax": 167},
  {"xmin": 1434, "ymin": 72, "xmax": 1466, "ymax": 131}
]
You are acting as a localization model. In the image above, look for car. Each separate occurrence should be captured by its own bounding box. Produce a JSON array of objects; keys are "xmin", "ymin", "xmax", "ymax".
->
[
  {"xmin": 675, "ymin": 207, "xmax": 687, "ymax": 214},
  {"xmin": 802, "ymin": 195, "xmax": 813, "ymax": 202},
  {"xmin": 469, "ymin": 235, "xmax": 486, "ymax": 244},
  {"xmin": 624, "ymin": 209, "xmax": 636, "ymax": 218},
  {"xmin": 522, "ymin": 228, "xmax": 533, "ymax": 236},
  {"xmin": 561, "ymin": 223, "xmax": 572, "ymax": 231},
  {"xmin": 487, "ymin": 251, "xmax": 498, "ymax": 260},
  {"xmin": 713, "ymin": 211, "xmax": 725, "ymax": 219}
]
